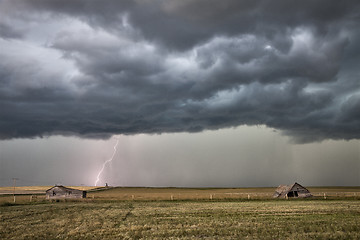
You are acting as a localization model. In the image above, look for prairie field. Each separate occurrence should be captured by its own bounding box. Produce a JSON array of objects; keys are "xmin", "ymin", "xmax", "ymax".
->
[
  {"xmin": 0, "ymin": 186, "xmax": 96, "ymax": 195},
  {"xmin": 1, "ymin": 200, "xmax": 360, "ymax": 239},
  {"xmin": 1, "ymin": 186, "xmax": 360, "ymax": 239},
  {"xmin": 3, "ymin": 185, "xmax": 360, "ymax": 201},
  {"xmin": 87, "ymin": 186, "xmax": 360, "ymax": 201}
]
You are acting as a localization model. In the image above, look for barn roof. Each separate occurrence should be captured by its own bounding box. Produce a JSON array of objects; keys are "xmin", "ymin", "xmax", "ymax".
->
[
  {"xmin": 273, "ymin": 182, "xmax": 311, "ymax": 198},
  {"xmin": 46, "ymin": 185, "xmax": 85, "ymax": 192},
  {"xmin": 275, "ymin": 184, "xmax": 293, "ymax": 194}
]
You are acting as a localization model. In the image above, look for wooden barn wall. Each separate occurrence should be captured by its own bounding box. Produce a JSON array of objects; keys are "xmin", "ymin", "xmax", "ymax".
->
[{"xmin": 46, "ymin": 187, "xmax": 86, "ymax": 199}]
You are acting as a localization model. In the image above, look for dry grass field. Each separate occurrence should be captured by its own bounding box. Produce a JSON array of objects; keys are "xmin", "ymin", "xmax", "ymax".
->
[
  {"xmin": 1, "ymin": 186, "xmax": 360, "ymax": 239},
  {"xmin": 88, "ymin": 187, "xmax": 276, "ymax": 201},
  {"xmin": 0, "ymin": 186, "xmax": 96, "ymax": 195},
  {"xmin": 0, "ymin": 186, "xmax": 360, "ymax": 203},
  {"xmin": 87, "ymin": 186, "xmax": 360, "ymax": 201},
  {"xmin": 1, "ymin": 200, "xmax": 360, "ymax": 239}
]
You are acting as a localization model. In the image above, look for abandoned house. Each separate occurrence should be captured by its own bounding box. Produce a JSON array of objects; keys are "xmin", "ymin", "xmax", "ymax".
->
[
  {"xmin": 273, "ymin": 182, "xmax": 312, "ymax": 198},
  {"xmin": 46, "ymin": 185, "xmax": 87, "ymax": 199}
]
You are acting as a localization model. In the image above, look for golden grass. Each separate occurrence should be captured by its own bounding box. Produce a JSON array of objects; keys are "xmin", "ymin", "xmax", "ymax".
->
[
  {"xmin": 1, "ymin": 186, "xmax": 360, "ymax": 202},
  {"xmin": 1, "ymin": 200, "xmax": 360, "ymax": 239},
  {"xmin": 88, "ymin": 187, "xmax": 275, "ymax": 200},
  {"xmin": 87, "ymin": 186, "xmax": 360, "ymax": 201},
  {"xmin": 0, "ymin": 186, "xmax": 97, "ymax": 195},
  {"xmin": 0, "ymin": 186, "xmax": 53, "ymax": 191},
  {"xmin": 1, "ymin": 186, "xmax": 360, "ymax": 238}
]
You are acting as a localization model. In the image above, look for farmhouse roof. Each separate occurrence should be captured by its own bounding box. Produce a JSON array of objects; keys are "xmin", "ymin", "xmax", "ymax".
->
[
  {"xmin": 273, "ymin": 182, "xmax": 311, "ymax": 198},
  {"xmin": 46, "ymin": 185, "xmax": 84, "ymax": 192}
]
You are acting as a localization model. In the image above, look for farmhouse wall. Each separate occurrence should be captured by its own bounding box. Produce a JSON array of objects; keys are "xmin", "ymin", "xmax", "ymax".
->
[{"xmin": 46, "ymin": 186, "xmax": 86, "ymax": 199}]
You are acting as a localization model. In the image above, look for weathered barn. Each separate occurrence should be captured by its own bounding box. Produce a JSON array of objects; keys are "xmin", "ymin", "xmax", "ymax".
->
[
  {"xmin": 46, "ymin": 185, "xmax": 86, "ymax": 199},
  {"xmin": 273, "ymin": 182, "xmax": 312, "ymax": 198}
]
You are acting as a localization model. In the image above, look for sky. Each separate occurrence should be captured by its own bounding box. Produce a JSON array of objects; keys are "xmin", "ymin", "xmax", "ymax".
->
[{"xmin": 0, "ymin": 0, "xmax": 359, "ymax": 187}]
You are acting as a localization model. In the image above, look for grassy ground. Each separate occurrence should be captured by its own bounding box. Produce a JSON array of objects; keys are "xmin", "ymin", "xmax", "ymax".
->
[
  {"xmin": 87, "ymin": 187, "xmax": 276, "ymax": 201},
  {"xmin": 1, "ymin": 186, "xmax": 360, "ymax": 204},
  {"xmin": 0, "ymin": 186, "xmax": 96, "ymax": 195},
  {"xmin": 87, "ymin": 186, "xmax": 360, "ymax": 200},
  {"xmin": 1, "ymin": 200, "xmax": 360, "ymax": 239}
]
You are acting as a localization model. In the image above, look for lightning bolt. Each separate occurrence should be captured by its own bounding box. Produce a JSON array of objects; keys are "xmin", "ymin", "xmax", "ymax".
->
[{"xmin": 94, "ymin": 137, "xmax": 119, "ymax": 186}]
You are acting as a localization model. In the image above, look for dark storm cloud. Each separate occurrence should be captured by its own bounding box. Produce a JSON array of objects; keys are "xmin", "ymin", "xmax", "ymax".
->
[
  {"xmin": 0, "ymin": 22, "xmax": 22, "ymax": 39},
  {"xmin": 0, "ymin": 0, "xmax": 360, "ymax": 142}
]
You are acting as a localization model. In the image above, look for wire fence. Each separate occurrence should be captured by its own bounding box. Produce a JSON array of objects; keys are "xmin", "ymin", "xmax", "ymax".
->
[{"xmin": 1, "ymin": 191, "xmax": 360, "ymax": 205}]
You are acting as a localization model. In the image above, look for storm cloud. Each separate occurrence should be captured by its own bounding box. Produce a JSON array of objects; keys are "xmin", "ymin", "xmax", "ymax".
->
[{"xmin": 0, "ymin": 0, "xmax": 360, "ymax": 142}]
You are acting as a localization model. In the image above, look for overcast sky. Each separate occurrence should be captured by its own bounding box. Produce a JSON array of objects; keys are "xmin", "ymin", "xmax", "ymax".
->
[{"xmin": 0, "ymin": 0, "xmax": 359, "ymax": 187}]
